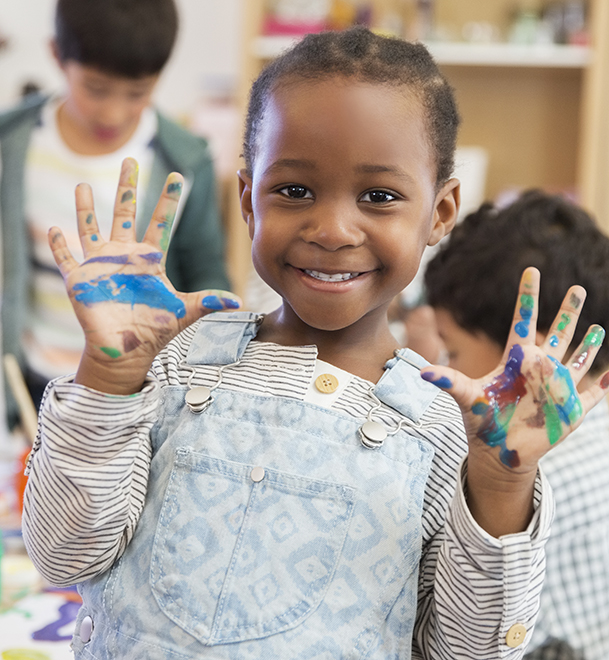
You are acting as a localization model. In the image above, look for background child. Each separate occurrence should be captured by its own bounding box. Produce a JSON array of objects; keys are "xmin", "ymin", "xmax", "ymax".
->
[
  {"xmin": 425, "ymin": 189, "xmax": 609, "ymax": 660},
  {"xmin": 22, "ymin": 29, "xmax": 609, "ymax": 659},
  {"xmin": 0, "ymin": 0, "xmax": 229, "ymax": 425}
]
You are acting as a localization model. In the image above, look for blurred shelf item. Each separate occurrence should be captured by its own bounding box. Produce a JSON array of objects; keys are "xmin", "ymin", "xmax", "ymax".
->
[{"xmin": 253, "ymin": 36, "xmax": 592, "ymax": 68}]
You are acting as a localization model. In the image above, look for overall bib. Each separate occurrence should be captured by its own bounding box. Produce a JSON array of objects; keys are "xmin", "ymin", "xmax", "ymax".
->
[{"xmin": 71, "ymin": 313, "xmax": 439, "ymax": 659}]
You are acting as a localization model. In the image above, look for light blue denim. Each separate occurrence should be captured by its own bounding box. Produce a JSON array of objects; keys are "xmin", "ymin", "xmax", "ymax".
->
[{"xmin": 72, "ymin": 313, "xmax": 439, "ymax": 659}]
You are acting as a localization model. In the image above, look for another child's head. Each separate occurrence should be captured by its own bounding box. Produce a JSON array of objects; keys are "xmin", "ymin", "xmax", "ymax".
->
[
  {"xmin": 239, "ymin": 28, "xmax": 461, "ymax": 337},
  {"xmin": 425, "ymin": 190, "xmax": 609, "ymax": 378},
  {"xmin": 52, "ymin": 0, "xmax": 178, "ymax": 149}
]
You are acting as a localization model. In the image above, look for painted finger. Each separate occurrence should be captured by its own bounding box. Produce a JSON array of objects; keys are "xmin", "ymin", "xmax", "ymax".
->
[
  {"xmin": 142, "ymin": 173, "xmax": 184, "ymax": 256},
  {"xmin": 566, "ymin": 324, "xmax": 606, "ymax": 384},
  {"xmin": 579, "ymin": 369, "xmax": 609, "ymax": 416},
  {"xmin": 75, "ymin": 183, "xmax": 105, "ymax": 255},
  {"xmin": 48, "ymin": 227, "xmax": 79, "ymax": 278},
  {"xmin": 502, "ymin": 267, "xmax": 540, "ymax": 362},
  {"xmin": 540, "ymin": 285, "xmax": 587, "ymax": 361},
  {"xmin": 180, "ymin": 289, "xmax": 243, "ymax": 327},
  {"xmin": 110, "ymin": 157, "xmax": 139, "ymax": 241}
]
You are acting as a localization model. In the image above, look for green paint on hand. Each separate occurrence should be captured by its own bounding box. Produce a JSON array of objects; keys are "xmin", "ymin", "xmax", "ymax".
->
[
  {"xmin": 543, "ymin": 400, "xmax": 563, "ymax": 445},
  {"xmin": 121, "ymin": 190, "xmax": 134, "ymax": 203},
  {"xmin": 520, "ymin": 293, "xmax": 534, "ymax": 310},
  {"xmin": 101, "ymin": 346, "xmax": 122, "ymax": 358},
  {"xmin": 584, "ymin": 325, "xmax": 605, "ymax": 348},
  {"xmin": 557, "ymin": 313, "xmax": 571, "ymax": 331},
  {"xmin": 85, "ymin": 214, "xmax": 94, "ymax": 224}
]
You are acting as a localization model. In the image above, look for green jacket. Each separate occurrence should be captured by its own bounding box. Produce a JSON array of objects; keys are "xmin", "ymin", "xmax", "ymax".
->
[{"xmin": 0, "ymin": 94, "xmax": 230, "ymax": 426}]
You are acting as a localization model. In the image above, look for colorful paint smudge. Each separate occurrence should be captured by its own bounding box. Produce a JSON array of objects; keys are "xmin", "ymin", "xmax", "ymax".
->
[
  {"xmin": 514, "ymin": 293, "xmax": 534, "ymax": 338},
  {"xmin": 121, "ymin": 330, "xmax": 142, "ymax": 352},
  {"xmin": 549, "ymin": 335, "xmax": 559, "ymax": 348},
  {"xmin": 557, "ymin": 313, "xmax": 571, "ymax": 332},
  {"xmin": 471, "ymin": 344, "xmax": 525, "ymax": 468},
  {"xmin": 202, "ymin": 294, "xmax": 241, "ymax": 311},
  {"xmin": 73, "ymin": 274, "xmax": 186, "ymax": 318},
  {"xmin": 543, "ymin": 356, "xmax": 582, "ymax": 443},
  {"xmin": 570, "ymin": 325, "xmax": 605, "ymax": 370},
  {"xmin": 166, "ymin": 181, "xmax": 182, "ymax": 195},
  {"xmin": 420, "ymin": 372, "xmax": 453, "ymax": 389},
  {"xmin": 121, "ymin": 190, "xmax": 134, "ymax": 204},
  {"xmin": 101, "ymin": 346, "xmax": 122, "ymax": 358}
]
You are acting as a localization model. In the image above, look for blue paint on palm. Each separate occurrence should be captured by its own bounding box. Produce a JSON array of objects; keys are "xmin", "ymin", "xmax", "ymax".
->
[{"xmin": 73, "ymin": 273, "xmax": 185, "ymax": 318}]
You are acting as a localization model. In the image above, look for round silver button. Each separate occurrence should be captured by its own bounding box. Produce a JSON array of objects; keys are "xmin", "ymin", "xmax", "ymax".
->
[
  {"xmin": 185, "ymin": 386, "xmax": 212, "ymax": 413},
  {"xmin": 359, "ymin": 421, "xmax": 387, "ymax": 449},
  {"xmin": 80, "ymin": 615, "xmax": 93, "ymax": 643},
  {"xmin": 250, "ymin": 466, "xmax": 265, "ymax": 482}
]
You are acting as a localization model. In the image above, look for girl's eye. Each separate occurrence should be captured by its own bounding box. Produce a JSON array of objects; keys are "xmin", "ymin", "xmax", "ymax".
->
[
  {"xmin": 278, "ymin": 185, "xmax": 312, "ymax": 199},
  {"xmin": 360, "ymin": 190, "xmax": 397, "ymax": 204}
]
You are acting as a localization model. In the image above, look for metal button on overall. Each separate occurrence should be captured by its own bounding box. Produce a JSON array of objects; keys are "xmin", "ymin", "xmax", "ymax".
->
[
  {"xmin": 185, "ymin": 386, "xmax": 212, "ymax": 413},
  {"xmin": 359, "ymin": 421, "xmax": 387, "ymax": 449},
  {"xmin": 250, "ymin": 466, "xmax": 265, "ymax": 482},
  {"xmin": 80, "ymin": 616, "xmax": 93, "ymax": 643}
]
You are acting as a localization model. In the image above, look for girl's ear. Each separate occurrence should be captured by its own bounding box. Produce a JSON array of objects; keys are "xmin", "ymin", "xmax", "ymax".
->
[
  {"xmin": 237, "ymin": 169, "xmax": 255, "ymax": 239},
  {"xmin": 428, "ymin": 178, "xmax": 460, "ymax": 247}
]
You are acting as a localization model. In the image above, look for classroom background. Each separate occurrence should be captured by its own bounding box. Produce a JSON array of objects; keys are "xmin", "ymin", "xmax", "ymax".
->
[{"xmin": 0, "ymin": 0, "xmax": 606, "ymax": 657}]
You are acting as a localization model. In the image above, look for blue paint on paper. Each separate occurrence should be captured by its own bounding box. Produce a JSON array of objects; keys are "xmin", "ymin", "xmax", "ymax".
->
[{"xmin": 73, "ymin": 273, "xmax": 185, "ymax": 318}]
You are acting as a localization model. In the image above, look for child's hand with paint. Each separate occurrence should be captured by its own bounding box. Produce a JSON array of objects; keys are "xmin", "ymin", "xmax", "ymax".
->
[
  {"xmin": 47, "ymin": 157, "xmax": 241, "ymax": 395},
  {"xmin": 420, "ymin": 267, "xmax": 609, "ymax": 536}
]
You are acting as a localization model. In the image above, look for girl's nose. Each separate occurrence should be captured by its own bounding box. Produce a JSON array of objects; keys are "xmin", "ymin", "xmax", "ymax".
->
[{"xmin": 302, "ymin": 203, "xmax": 365, "ymax": 251}]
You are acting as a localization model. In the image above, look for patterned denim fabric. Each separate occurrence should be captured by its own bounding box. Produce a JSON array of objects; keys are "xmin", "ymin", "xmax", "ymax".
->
[{"xmin": 72, "ymin": 314, "xmax": 439, "ymax": 659}]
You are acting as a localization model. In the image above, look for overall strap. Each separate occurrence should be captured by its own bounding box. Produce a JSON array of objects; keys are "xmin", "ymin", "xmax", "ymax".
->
[
  {"xmin": 185, "ymin": 312, "xmax": 262, "ymax": 366},
  {"xmin": 374, "ymin": 349, "xmax": 440, "ymax": 423}
]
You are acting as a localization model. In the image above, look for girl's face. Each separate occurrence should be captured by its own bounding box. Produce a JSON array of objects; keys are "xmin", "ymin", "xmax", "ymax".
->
[{"xmin": 239, "ymin": 78, "xmax": 459, "ymax": 341}]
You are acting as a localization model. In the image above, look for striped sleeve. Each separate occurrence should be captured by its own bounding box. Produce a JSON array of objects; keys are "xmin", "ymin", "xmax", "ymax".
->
[
  {"xmin": 21, "ymin": 376, "xmax": 160, "ymax": 586},
  {"xmin": 415, "ymin": 457, "xmax": 553, "ymax": 659}
]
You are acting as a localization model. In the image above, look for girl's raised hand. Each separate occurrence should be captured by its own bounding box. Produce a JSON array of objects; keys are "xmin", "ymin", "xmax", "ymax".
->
[
  {"xmin": 49, "ymin": 157, "xmax": 241, "ymax": 394},
  {"xmin": 420, "ymin": 267, "xmax": 609, "ymax": 477}
]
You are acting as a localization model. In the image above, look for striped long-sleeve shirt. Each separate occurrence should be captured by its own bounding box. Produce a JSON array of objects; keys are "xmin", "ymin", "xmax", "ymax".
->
[{"xmin": 22, "ymin": 318, "xmax": 553, "ymax": 659}]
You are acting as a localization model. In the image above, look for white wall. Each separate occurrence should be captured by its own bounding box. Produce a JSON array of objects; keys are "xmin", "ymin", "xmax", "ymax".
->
[{"xmin": 0, "ymin": 0, "xmax": 243, "ymax": 118}]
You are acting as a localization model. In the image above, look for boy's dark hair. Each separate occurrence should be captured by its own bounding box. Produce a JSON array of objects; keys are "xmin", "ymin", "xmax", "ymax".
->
[
  {"xmin": 243, "ymin": 27, "xmax": 460, "ymax": 188},
  {"xmin": 425, "ymin": 190, "xmax": 609, "ymax": 373},
  {"xmin": 54, "ymin": 0, "xmax": 178, "ymax": 78}
]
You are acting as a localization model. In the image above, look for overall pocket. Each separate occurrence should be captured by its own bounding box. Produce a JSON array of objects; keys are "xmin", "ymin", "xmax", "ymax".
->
[{"xmin": 150, "ymin": 448, "xmax": 355, "ymax": 645}]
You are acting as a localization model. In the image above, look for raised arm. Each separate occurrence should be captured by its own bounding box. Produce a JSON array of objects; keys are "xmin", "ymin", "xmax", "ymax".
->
[
  {"xmin": 49, "ymin": 157, "xmax": 240, "ymax": 394},
  {"xmin": 23, "ymin": 158, "xmax": 240, "ymax": 585},
  {"xmin": 420, "ymin": 266, "xmax": 608, "ymax": 536}
]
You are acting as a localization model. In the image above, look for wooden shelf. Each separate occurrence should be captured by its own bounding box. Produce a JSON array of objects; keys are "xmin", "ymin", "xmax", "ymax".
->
[{"xmin": 252, "ymin": 36, "xmax": 591, "ymax": 68}]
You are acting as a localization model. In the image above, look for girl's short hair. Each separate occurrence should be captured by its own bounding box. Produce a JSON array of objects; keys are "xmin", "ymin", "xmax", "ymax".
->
[{"xmin": 243, "ymin": 27, "xmax": 460, "ymax": 187}]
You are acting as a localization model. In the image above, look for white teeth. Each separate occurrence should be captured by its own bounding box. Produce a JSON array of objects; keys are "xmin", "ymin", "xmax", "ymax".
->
[{"xmin": 304, "ymin": 270, "xmax": 360, "ymax": 282}]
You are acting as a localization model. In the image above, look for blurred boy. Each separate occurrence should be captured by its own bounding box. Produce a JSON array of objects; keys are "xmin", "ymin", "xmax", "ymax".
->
[
  {"xmin": 425, "ymin": 190, "xmax": 609, "ymax": 660},
  {"xmin": 0, "ymin": 0, "xmax": 229, "ymax": 426}
]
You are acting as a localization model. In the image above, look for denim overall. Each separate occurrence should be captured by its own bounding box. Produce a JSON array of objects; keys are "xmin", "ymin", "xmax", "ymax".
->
[{"xmin": 72, "ymin": 313, "xmax": 439, "ymax": 659}]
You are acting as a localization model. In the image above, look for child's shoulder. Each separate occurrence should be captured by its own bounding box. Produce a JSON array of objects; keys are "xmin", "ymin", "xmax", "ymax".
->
[
  {"xmin": 154, "ymin": 110, "xmax": 213, "ymax": 170},
  {"xmin": 0, "ymin": 93, "xmax": 47, "ymax": 137}
]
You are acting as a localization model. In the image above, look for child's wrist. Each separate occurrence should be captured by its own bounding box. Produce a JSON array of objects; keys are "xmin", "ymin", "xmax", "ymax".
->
[{"xmin": 75, "ymin": 349, "xmax": 151, "ymax": 395}]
